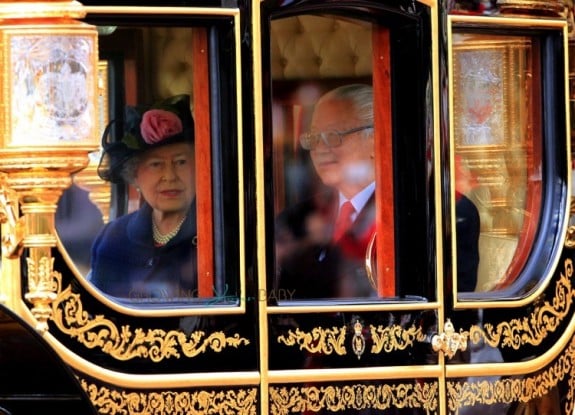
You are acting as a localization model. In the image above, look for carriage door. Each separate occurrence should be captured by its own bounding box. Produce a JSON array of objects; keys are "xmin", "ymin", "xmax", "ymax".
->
[{"xmin": 258, "ymin": 0, "xmax": 575, "ymax": 414}]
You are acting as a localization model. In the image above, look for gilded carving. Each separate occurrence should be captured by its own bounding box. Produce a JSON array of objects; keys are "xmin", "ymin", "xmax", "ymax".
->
[
  {"xmin": 370, "ymin": 323, "xmax": 426, "ymax": 354},
  {"xmin": 269, "ymin": 382, "xmax": 439, "ymax": 414},
  {"xmin": 448, "ymin": 333, "xmax": 575, "ymax": 413},
  {"xmin": 79, "ymin": 378, "xmax": 258, "ymax": 415},
  {"xmin": 51, "ymin": 285, "xmax": 250, "ymax": 361},
  {"xmin": 277, "ymin": 326, "xmax": 347, "ymax": 355},
  {"xmin": 468, "ymin": 258, "xmax": 574, "ymax": 349},
  {"xmin": 0, "ymin": 179, "xmax": 23, "ymax": 258},
  {"xmin": 24, "ymin": 256, "xmax": 60, "ymax": 332},
  {"xmin": 278, "ymin": 321, "xmax": 426, "ymax": 357},
  {"xmin": 280, "ymin": 258, "xmax": 575, "ymax": 359},
  {"xmin": 431, "ymin": 319, "xmax": 468, "ymax": 359},
  {"xmin": 352, "ymin": 319, "xmax": 366, "ymax": 359}
]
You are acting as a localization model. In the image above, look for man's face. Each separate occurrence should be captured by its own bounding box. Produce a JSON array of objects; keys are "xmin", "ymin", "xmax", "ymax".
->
[{"xmin": 309, "ymin": 97, "xmax": 375, "ymax": 198}]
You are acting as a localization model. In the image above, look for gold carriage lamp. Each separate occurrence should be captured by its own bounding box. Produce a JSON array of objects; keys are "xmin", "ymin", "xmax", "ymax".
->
[{"xmin": 0, "ymin": 0, "xmax": 98, "ymax": 331}]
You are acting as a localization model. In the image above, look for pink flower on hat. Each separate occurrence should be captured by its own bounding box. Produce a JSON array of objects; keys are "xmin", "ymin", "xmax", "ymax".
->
[{"xmin": 140, "ymin": 109, "xmax": 183, "ymax": 145}]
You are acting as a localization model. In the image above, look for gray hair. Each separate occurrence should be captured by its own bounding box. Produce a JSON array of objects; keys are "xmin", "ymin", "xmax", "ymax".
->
[
  {"xmin": 320, "ymin": 83, "xmax": 374, "ymax": 127},
  {"xmin": 120, "ymin": 155, "xmax": 141, "ymax": 184}
]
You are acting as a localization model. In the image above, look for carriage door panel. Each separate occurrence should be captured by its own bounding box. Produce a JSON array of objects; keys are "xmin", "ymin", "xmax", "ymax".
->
[
  {"xmin": 260, "ymin": 1, "xmax": 442, "ymax": 413},
  {"xmin": 44, "ymin": 7, "xmax": 260, "ymax": 413},
  {"xmin": 446, "ymin": 16, "xmax": 574, "ymax": 414}
]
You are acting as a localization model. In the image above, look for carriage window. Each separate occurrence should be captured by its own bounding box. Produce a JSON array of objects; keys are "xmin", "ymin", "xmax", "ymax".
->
[
  {"xmin": 271, "ymin": 15, "xmax": 395, "ymax": 300},
  {"xmin": 451, "ymin": 31, "xmax": 543, "ymax": 294},
  {"xmin": 55, "ymin": 18, "xmax": 242, "ymax": 308}
]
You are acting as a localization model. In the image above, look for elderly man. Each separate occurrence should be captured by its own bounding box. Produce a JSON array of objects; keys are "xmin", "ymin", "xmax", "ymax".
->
[{"xmin": 276, "ymin": 83, "xmax": 377, "ymax": 299}]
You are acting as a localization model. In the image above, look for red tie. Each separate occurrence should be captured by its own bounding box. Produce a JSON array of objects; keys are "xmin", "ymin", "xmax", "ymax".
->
[{"xmin": 333, "ymin": 201, "xmax": 355, "ymax": 242}]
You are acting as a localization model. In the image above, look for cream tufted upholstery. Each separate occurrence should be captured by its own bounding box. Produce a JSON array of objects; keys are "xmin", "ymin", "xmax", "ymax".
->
[
  {"xmin": 270, "ymin": 16, "xmax": 373, "ymax": 79},
  {"xmin": 146, "ymin": 16, "xmax": 373, "ymax": 101},
  {"xmin": 149, "ymin": 27, "xmax": 195, "ymax": 101}
]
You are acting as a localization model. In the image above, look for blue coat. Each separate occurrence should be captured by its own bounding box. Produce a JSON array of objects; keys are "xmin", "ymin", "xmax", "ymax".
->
[{"xmin": 89, "ymin": 202, "xmax": 198, "ymax": 300}]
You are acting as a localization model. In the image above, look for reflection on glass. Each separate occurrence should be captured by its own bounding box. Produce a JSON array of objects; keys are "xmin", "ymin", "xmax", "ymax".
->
[
  {"xmin": 56, "ymin": 25, "xmax": 224, "ymax": 305},
  {"xmin": 88, "ymin": 94, "xmax": 198, "ymax": 301},
  {"xmin": 452, "ymin": 33, "xmax": 541, "ymax": 293},
  {"xmin": 57, "ymin": 60, "xmax": 110, "ymax": 276},
  {"xmin": 56, "ymin": 183, "xmax": 105, "ymax": 276},
  {"xmin": 11, "ymin": 33, "xmax": 96, "ymax": 146},
  {"xmin": 275, "ymin": 84, "xmax": 376, "ymax": 299},
  {"xmin": 454, "ymin": 156, "xmax": 481, "ymax": 293},
  {"xmin": 271, "ymin": 14, "xmax": 379, "ymax": 300}
]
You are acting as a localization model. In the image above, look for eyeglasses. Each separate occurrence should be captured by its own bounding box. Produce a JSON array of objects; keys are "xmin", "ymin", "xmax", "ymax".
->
[{"xmin": 299, "ymin": 125, "xmax": 373, "ymax": 151}]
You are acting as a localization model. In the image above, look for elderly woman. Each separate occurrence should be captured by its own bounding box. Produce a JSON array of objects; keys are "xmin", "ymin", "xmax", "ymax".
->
[{"xmin": 89, "ymin": 94, "xmax": 197, "ymax": 300}]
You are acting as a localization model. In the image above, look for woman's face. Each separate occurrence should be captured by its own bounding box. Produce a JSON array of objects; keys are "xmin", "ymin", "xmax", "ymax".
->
[{"xmin": 134, "ymin": 142, "xmax": 195, "ymax": 215}]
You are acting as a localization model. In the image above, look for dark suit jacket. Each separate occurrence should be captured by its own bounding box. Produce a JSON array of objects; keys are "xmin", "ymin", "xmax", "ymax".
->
[
  {"xmin": 275, "ymin": 191, "xmax": 377, "ymax": 299},
  {"xmin": 455, "ymin": 192, "xmax": 480, "ymax": 292},
  {"xmin": 89, "ymin": 202, "xmax": 198, "ymax": 300}
]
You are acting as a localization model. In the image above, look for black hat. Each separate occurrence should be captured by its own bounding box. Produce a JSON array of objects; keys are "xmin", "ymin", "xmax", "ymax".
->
[{"xmin": 97, "ymin": 94, "xmax": 194, "ymax": 183}]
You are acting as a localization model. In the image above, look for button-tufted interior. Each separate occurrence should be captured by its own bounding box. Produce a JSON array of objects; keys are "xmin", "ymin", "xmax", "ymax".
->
[{"xmin": 270, "ymin": 16, "xmax": 373, "ymax": 79}]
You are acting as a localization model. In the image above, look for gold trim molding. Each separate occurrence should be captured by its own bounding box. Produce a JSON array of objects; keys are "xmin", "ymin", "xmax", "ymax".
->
[
  {"xmin": 79, "ymin": 378, "xmax": 258, "ymax": 415},
  {"xmin": 51, "ymin": 284, "xmax": 250, "ymax": 361},
  {"xmin": 269, "ymin": 382, "xmax": 439, "ymax": 414},
  {"xmin": 565, "ymin": 198, "xmax": 575, "ymax": 248}
]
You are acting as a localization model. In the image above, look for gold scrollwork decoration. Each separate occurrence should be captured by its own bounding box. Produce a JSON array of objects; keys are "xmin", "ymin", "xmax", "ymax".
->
[
  {"xmin": 370, "ymin": 323, "xmax": 426, "ymax": 354},
  {"xmin": 468, "ymin": 258, "xmax": 574, "ymax": 350},
  {"xmin": 448, "ymin": 331, "xmax": 575, "ymax": 413},
  {"xmin": 278, "ymin": 322, "xmax": 427, "ymax": 357},
  {"xmin": 269, "ymin": 382, "xmax": 439, "ymax": 414},
  {"xmin": 79, "ymin": 379, "xmax": 258, "ymax": 415},
  {"xmin": 25, "ymin": 256, "xmax": 61, "ymax": 332},
  {"xmin": 277, "ymin": 326, "xmax": 347, "ymax": 355},
  {"xmin": 51, "ymin": 285, "xmax": 250, "ymax": 361}
]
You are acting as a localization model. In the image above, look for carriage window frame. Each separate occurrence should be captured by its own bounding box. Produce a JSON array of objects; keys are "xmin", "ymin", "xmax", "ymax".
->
[
  {"xmin": 449, "ymin": 16, "xmax": 570, "ymax": 307},
  {"xmin": 264, "ymin": 3, "xmax": 435, "ymax": 309},
  {"xmin": 54, "ymin": 7, "xmax": 246, "ymax": 316}
]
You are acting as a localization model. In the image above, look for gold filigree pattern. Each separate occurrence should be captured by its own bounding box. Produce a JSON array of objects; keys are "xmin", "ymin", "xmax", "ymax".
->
[
  {"xmin": 468, "ymin": 258, "xmax": 574, "ymax": 350},
  {"xmin": 370, "ymin": 323, "xmax": 426, "ymax": 354},
  {"xmin": 79, "ymin": 378, "xmax": 258, "ymax": 415},
  {"xmin": 269, "ymin": 382, "xmax": 439, "ymax": 414},
  {"xmin": 448, "ymin": 333, "xmax": 575, "ymax": 413},
  {"xmin": 51, "ymin": 285, "xmax": 250, "ymax": 361},
  {"xmin": 25, "ymin": 256, "xmax": 61, "ymax": 332},
  {"xmin": 277, "ymin": 327, "xmax": 347, "ymax": 355},
  {"xmin": 278, "ymin": 322, "xmax": 427, "ymax": 357}
]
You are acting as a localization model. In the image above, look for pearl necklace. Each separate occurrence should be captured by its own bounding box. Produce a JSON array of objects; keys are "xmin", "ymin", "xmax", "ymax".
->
[{"xmin": 152, "ymin": 214, "xmax": 187, "ymax": 245}]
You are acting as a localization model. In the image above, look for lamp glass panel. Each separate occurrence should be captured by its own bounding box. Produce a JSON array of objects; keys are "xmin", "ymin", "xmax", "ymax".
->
[{"xmin": 10, "ymin": 31, "xmax": 97, "ymax": 146}]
